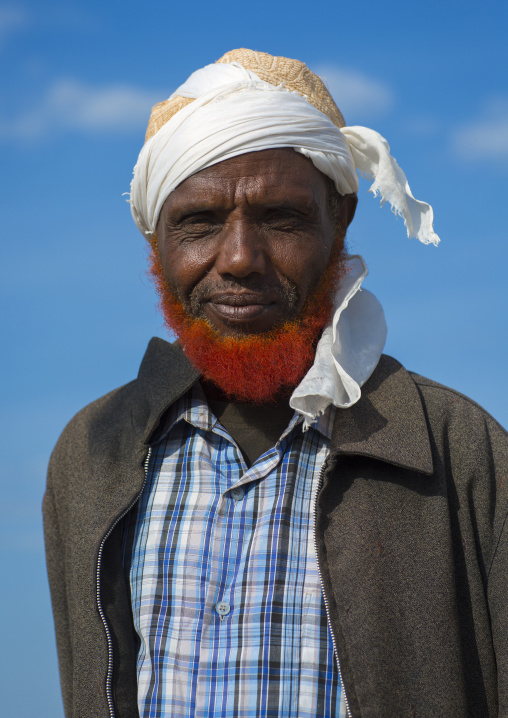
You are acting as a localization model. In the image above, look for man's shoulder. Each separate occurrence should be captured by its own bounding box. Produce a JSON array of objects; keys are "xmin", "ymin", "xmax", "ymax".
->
[
  {"xmin": 406, "ymin": 364, "xmax": 506, "ymax": 438},
  {"xmin": 48, "ymin": 338, "xmax": 200, "ymax": 476},
  {"xmin": 54, "ymin": 379, "xmax": 138, "ymax": 447},
  {"xmin": 371, "ymin": 355, "xmax": 507, "ymax": 477},
  {"xmin": 345, "ymin": 355, "xmax": 508, "ymax": 513},
  {"xmin": 376, "ymin": 353, "xmax": 505, "ymax": 430}
]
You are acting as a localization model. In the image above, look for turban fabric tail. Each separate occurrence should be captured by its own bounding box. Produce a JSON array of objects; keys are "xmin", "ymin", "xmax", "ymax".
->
[{"xmin": 130, "ymin": 62, "xmax": 440, "ymax": 247}]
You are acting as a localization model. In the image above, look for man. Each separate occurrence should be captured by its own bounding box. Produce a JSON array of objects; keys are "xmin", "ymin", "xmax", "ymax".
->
[{"xmin": 44, "ymin": 49, "xmax": 508, "ymax": 718}]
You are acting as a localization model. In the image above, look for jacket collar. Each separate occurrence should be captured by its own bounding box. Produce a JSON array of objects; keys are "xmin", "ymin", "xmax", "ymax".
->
[
  {"xmin": 329, "ymin": 354, "xmax": 434, "ymax": 475},
  {"xmin": 134, "ymin": 339, "xmax": 433, "ymax": 475},
  {"xmin": 134, "ymin": 337, "xmax": 201, "ymax": 444}
]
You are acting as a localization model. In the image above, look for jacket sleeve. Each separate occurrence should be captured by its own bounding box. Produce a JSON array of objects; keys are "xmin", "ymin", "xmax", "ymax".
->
[
  {"xmin": 43, "ymin": 460, "xmax": 73, "ymax": 717},
  {"xmin": 416, "ymin": 376, "xmax": 508, "ymax": 715},
  {"xmin": 460, "ymin": 405, "xmax": 508, "ymax": 715},
  {"xmin": 486, "ymin": 415, "xmax": 508, "ymax": 717}
]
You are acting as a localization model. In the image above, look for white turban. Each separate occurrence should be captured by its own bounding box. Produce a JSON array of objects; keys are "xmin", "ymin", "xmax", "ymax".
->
[{"xmin": 129, "ymin": 62, "xmax": 440, "ymax": 246}]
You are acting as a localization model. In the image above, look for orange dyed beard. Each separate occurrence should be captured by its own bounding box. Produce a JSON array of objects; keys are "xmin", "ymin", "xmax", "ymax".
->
[{"xmin": 148, "ymin": 241, "xmax": 344, "ymax": 403}]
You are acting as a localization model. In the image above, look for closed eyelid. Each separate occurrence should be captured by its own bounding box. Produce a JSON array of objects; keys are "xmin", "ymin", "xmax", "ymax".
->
[{"xmin": 168, "ymin": 209, "xmax": 221, "ymax": 226}]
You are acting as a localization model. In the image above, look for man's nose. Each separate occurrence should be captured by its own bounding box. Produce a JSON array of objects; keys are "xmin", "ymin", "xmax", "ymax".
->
[{"xmin": 214, "ymin": 220, "xmax": 267, "ymax": 278}]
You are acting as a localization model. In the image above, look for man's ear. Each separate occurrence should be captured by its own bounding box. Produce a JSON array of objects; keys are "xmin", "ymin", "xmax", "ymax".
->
[{"xmin": 343, "ymin": 193, "xmax": 358, "ymax": 229}]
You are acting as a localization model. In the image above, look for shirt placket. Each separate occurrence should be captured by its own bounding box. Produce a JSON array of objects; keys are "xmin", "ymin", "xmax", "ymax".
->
[{"xmin": 196, "ymin": 426, "xmax": 287, "ymax": 714}]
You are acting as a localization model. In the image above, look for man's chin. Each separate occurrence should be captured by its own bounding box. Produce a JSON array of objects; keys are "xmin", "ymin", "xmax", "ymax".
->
[
  {"xmin": 170, "ymin": 315, "xmax": 322, "ymax": 404},
  {"xmin": 197, "ymin": 316, "xmax": 290, "ymax": 341}
]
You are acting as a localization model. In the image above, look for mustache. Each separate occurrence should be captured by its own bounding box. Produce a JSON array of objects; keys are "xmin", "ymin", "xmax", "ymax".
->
[{"xmin": 187, "ymin": 277, "xmax": 299, "ymax": 315}]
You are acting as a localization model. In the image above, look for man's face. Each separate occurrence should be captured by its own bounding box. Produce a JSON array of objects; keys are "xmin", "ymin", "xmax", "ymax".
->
[{"xmin": 156, "ymin": 148, "xmax": 355, "ymax": 337}]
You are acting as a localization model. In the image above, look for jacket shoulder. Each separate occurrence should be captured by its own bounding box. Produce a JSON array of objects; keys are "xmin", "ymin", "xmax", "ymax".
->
[
  {"xmin": 58, "ymin": 379, "xmax": 138, "ymax": 441},
  {"xmin": 46, "ymin": 379, "xmax": 140, "ymax": 490},
  {"xmin": 406, "ymin": 364, "xmax": 508, "ymax": 545},
  {"xmin": 407, "ymin": 367, "xmax": 507, "ymax": 437},
  {"xmin": 46, "ymin": 337, "xmax": 200, "ymax": 490}
]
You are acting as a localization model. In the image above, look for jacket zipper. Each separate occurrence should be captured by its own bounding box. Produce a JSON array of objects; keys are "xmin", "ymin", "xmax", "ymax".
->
[
  {"xmin": 313, "ymin": 460, "xmax": 351, "ymax": 718},
  {"xmin": 96, "ymin": 446, "xmax": 152, "ymax": 718}
]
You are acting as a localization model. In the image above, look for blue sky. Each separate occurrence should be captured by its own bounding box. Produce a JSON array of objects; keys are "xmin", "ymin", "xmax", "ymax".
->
[{"xmin": 1, "ymin": 1, "xmax": 507, "ymax": 715}]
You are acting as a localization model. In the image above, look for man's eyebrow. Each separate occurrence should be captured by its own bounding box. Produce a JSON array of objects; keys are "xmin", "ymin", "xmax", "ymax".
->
[
  {"xmin": 258, "ymin": 198, "xmax": 316, "ymax": 208},
  {"xmin": 167, "ymin": 195, "xmax": 318, "ymax": 216},
  {"xmin": 252, "ymin": 197, "xmax": 319, "ymax": 214},
  {"xmin": 166, "ymin": 202, "xmax": 223, "ymax": 217}
]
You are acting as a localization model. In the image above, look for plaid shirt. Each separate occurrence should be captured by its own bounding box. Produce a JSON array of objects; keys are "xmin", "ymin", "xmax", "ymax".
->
[{"xmin": 123, "ymin": 384, "xmax": 347, "ymax": 717}]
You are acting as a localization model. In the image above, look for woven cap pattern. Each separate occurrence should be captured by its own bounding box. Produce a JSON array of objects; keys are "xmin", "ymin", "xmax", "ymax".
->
[
  {"xmin": 144, "ymin": 48, "xmax": 344, "ymax": 142},
  {"xmin": 217, "ymin": 49, "xmax": 345, "ymax": 128}
]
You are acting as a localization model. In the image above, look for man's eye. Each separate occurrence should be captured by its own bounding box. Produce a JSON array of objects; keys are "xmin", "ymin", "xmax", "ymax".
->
[
  {"xmin": 265, "ymin": 212, "xmax": 304, "ymax": 228},
  {"xmin": 176, "ymin": 215, "xmax": 220, "ymax": 232},
  {"xmin": 182, "ymin": 214, "xmax": 215, "ymax": 225}
]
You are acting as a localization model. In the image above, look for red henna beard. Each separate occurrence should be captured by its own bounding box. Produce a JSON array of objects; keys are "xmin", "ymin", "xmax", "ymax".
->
[{"xmin": 148, "ymin": 241, "xmax": 344, "ymax": 404}]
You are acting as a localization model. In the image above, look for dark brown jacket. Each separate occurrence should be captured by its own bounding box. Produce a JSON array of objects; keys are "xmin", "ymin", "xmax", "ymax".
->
[{"xmin": 44, "ymin": 338, "xmax": 508, "ymax": 717}]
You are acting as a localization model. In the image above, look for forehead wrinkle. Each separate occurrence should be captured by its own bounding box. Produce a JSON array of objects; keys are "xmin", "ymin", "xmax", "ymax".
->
[
  {"xmin": 231, "ymin": 180, "xmax": 320, "ymax": 213},
  {"xmin": 166, "ymin": 175, "xmax": 322, "ymax": 217},
  {"xmin": 163, "ymin": 176, "xmax": 237, "ymax": 216},
  {"xmin": 160, "ymin": 148, "xmax": 332, "ymax": 227}
]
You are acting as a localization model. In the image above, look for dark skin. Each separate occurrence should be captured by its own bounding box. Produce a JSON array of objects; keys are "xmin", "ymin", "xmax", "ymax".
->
[{"xmin": 156, "ymin": 148, "xmax": 357, "ymax": 339}]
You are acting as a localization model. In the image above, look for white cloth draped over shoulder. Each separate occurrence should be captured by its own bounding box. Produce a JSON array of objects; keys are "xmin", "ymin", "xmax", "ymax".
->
[{"xmin": 291, "ymin": 255, "xmax": 386, "ymax": 427}]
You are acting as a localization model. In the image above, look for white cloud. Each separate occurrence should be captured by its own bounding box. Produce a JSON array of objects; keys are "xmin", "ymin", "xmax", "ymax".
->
[
  {"xmin": 1, "ymin": 67, "xmax": 394, "ymax": 142},
  {"xmin": 452, "ymin": 96, "xmax": 508, "ymax": 163},
  {"xmin": 0, "ymin": 5, "xmax": 29, "ymax": 45},
  {"xmin": 311, "ymin": 64, "xmax": 394, "ymax": 120},
  {"xmin": 0, "ymin": 78, "xmax": 164, "ymax": 139},
  {"xmin": 404, "ymin": 116, "xmax": 440, "ymax": 137}
]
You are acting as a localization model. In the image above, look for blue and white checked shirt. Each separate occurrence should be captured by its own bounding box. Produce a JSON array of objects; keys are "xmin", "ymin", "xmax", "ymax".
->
[{"xmin": 123, "ymin": 384, "xmax": 347, "ymax": 717}]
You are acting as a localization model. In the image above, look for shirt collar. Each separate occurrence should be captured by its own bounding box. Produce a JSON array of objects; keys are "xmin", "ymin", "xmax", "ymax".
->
[
  {"xmin": 151, "ymin": 383, "xmax": 215, "ymax": 444},
  {"xmin": 310, "ymin": 405, "xmax": 335, "ymax": 440},
  {"xmin": 136, "ymin": 340, "xmax": 433, "ymax": 476},
  {"xmin": 151, "ymin": 382, "xmax": 335, "ymax": 446}
]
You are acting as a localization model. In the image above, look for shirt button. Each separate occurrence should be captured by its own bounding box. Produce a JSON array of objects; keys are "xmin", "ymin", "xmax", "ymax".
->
[
  {"xmin": 216, "ymin": 600, "xmax": 230, "ymax": 617},
  {"xmin": 230, "ymin": 486, "xmax": 245, "ymax": 501}
]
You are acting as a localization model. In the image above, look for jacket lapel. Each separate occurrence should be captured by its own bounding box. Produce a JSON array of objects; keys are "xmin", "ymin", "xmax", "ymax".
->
[
  {"xmin": 133, "ymin": 337, "xmax": 201, "ymax": 444},
  {"xmin": 329, "ymin": 354, "xmax": 433, "ymax": 474},
  {"xmin": 318, "ymin": 356, "xmax": 468, "ymax": 716}
]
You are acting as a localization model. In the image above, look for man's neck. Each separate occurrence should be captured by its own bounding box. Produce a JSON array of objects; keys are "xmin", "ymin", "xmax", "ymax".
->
[
  {"xmin": 200, "ymin": 378, "xmax": 293, "ymax": 407},
  {"xmin": 200, "ymin": 379, "xmax": 296, "ymax": 467}
]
